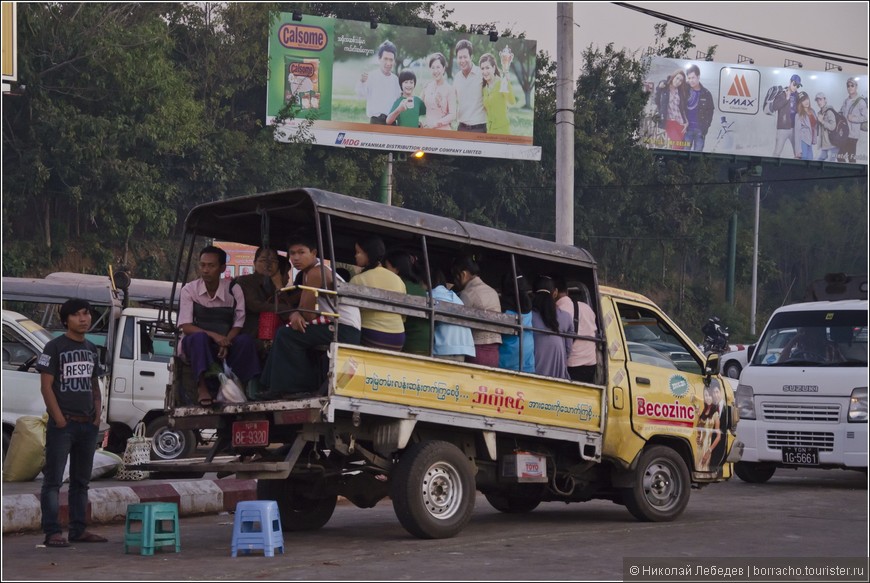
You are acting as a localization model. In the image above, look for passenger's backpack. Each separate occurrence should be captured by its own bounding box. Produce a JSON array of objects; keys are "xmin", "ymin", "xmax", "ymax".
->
[
  {"xmin": 762, "ymin": 85, "xmax": 783, "ymax": 115},
  {"xmin": 827, "ymin": 107, "xmax": 850, "ymax": 148}
]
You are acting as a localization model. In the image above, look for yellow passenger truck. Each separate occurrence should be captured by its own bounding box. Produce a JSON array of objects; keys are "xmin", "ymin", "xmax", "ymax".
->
[{"xmin": 153, "ymin": 188, "xmax": 739, "ymax": 539}]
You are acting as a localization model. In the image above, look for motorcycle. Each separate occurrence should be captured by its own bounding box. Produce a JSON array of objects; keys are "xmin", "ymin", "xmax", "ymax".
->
[{"xmin": 702, "ymin": 316, "xmax": 730, "ymax": 354}]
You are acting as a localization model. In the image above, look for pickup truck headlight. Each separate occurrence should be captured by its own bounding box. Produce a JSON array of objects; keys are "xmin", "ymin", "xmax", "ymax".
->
[
  {"xmin": 736, "ymin": 384, "xmax": 755, "ymax": 420},
  {"xmin": 848, "ymin": 387, "xmax": 868, "ymax": 423}
]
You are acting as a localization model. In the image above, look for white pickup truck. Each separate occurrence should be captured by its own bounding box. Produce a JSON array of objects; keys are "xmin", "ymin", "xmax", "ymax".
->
[{"xmin": 1, "ymin": 273, "xmax": 196, "ymax": 460}]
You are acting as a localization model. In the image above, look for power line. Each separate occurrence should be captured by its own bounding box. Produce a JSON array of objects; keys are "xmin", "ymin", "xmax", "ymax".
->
[{"xmin": 612, "ymin": 2, "xmax": 868, "ymax": 67}]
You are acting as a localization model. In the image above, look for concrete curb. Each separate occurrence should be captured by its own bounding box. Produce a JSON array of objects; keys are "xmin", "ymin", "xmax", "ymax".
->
[{"xmin": 2, "ymin": 479, "xmax": 257, "ymax": 534}]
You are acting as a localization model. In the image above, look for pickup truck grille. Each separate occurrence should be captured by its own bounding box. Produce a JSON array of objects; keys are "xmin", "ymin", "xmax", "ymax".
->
[
  {"xmin": 761, "ymin": 402, "xmax": 840, "ymax": 422},
  {"xmin": 766, "ymin": 430, "xmax": 835, "ymax": 451}
]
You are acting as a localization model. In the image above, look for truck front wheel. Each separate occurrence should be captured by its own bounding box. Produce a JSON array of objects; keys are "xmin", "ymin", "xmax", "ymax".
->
[
  {"xmin": 257, "ymin": 477, "xmax": 337, "ymax": 531},
  {"xmin": 391, "ymin": 440, "xmax": 476, "ymax": 539},
  {"xmin": 622, "ymin": 445, "xmax": 690, "ymax": 522},
  {"xmin": 734, "ymin": 461, "xmax": 776, "ymax": 483},
  {"xmin": 146, "ymin": 416, "xmax": 196, "ymax": 461}
]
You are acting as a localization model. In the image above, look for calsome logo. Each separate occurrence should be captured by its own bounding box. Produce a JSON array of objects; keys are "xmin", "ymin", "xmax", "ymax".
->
[
  {"xmin": 278, "ymin": 23, "xmax": 328, "ymax": 51},
  {"xmin": 289, "ymin": 62, "xmax": 316, "ymax": 78},
  {"xmin": 719, "ymin": 67, "xmax": 760, "ymax": 114}
]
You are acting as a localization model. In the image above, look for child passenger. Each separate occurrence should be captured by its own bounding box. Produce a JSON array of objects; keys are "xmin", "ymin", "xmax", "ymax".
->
[
  {"xmin": 387, "ymin": 71, "xmax": 426, "ymax": 127},
  {"xmin": 425, "ymin": 267, "xmax": 476, "ymax": 362}
]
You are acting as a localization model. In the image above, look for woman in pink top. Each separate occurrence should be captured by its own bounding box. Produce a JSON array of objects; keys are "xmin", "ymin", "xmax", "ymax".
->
[{"xmin": 421, "ymin": 52, "xmax": 457, "ymax": 130}]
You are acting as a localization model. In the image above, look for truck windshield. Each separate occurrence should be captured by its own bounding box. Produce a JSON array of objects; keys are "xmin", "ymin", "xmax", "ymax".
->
[{"xmin": 751, "ymin": 310, "xmax": 868, "ymax": 367}]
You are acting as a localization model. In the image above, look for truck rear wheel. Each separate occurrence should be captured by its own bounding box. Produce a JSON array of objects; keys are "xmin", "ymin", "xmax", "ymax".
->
[
  {"xmin": 391, "ymin": 440, "xmax": 475, "ymax": 539},
  {"xmin": 257, "ymin": 477, "xmax": 337, "ymax": 531},
  {"xmin": 484, "ymin": 492, "xmax": 541, "ymax": 514},
  {"xmin": 734, "ymin": 461, "xmax": 776, "ymax": 483},
  {"xmin": 622, "ymin": 445, "xmax": 690, "ymax": 522},
  {"xmin": 146, "ymin": 416, "xmax": 195, "ymax": 461}
]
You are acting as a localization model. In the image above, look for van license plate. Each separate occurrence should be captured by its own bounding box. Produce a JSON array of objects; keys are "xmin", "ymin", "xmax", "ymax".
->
[
  {"xmin": 232, "ymin": 420, "xmax": 269, "ymax": 447},
  {"xmin": 781, "ymin": 447, "xmax": 818, "ymax": 465}
]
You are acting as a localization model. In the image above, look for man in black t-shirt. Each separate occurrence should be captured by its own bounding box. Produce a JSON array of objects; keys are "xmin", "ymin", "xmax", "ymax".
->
[{"xmin": 36, "ymin": 298, "xmax": 107, "ymax": 547}]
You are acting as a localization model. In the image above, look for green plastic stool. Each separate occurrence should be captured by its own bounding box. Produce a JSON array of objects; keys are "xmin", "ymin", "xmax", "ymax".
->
[{"xmin": 124, "ymin": 502, "xmax": 181, "ymax": 555}]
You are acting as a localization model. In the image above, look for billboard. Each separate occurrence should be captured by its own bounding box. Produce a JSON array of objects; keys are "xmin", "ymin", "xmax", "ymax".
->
[
  {"xmin": 267, "ymin": 13, "xmax": 541, "ymax": 161},
  {"xmin": 640, "ymin": 57, "xmax": 868, "ymax": 166},
  {"xmin": 2, "ymin": 2, "xmax": 16, "ymax": 88}
]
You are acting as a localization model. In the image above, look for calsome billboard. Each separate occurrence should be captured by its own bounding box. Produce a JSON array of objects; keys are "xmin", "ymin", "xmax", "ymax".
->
[
  {"xmin": 640, "ymin": 57, "xmax": 868, "ymax": 166},
  {"xmin": 267, "ymin": 13, "xmax": 540, "ymax": 161}
]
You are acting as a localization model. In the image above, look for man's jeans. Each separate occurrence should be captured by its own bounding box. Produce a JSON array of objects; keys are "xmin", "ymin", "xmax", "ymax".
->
[
  {"xmin": 41, "ymin": 419, "xmax": 98, "ymax": 538},
  {"xmin": 685, "ymin": 127, "xmax": 705, "ymax": 152}
]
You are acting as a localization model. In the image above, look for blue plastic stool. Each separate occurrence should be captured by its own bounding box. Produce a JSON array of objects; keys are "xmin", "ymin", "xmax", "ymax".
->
[
  {"xmin": 124, "ymin": 502, "xmax": 181, "ymax": 555},
  {"xmin": 231, "ymin": 500, "xmax": 284, "ymax": 557}
]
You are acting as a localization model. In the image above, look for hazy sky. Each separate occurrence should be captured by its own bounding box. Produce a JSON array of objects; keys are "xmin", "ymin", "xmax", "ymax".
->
[{"xmin": 444, "ymin": 2, "xmax": 868, "ymax": 75}]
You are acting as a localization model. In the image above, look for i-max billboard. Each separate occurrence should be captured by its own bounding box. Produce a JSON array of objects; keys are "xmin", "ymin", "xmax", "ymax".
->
[
  {"xmin": 640, "ymin": 57, "xmax": 868, "ymax": 166},
  {"xmin": 267, "ymin": 13, "xmax": 541, "ymax": 161}
]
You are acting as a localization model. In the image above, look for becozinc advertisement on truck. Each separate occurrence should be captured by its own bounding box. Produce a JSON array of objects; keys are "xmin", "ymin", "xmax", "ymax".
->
[{"xmin": 266, "ymin": 13, "xmax": 540, "ymax": 161}]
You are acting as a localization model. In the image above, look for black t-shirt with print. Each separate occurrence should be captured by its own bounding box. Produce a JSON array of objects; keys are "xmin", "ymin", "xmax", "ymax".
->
[{"xmin": 36, "ymin": 334, "xmax": 100, "ymax": 419}]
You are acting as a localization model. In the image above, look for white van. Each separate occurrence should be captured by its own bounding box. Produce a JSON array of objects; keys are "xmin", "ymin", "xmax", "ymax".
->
[{"xmin": 734, "ymin": 299, "xmax": 868, "ymax": 482}]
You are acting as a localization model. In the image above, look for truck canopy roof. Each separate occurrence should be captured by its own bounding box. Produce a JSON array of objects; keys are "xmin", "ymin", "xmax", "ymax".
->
[
  {"xmin": 1, "ymin": 273, "xmax": 176, "ymax": 308},
  {"xmin": 183, "ymin": 188, "xmax": 597, "ymax": 269}
]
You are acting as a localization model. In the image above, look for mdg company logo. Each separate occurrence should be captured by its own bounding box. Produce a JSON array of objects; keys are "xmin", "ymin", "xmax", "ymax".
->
[{"xmin": 719, "ymin": 67, "xmax": 761, "ymax": 114}]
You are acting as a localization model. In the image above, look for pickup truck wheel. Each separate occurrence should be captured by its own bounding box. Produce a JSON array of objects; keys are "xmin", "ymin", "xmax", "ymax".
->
[
  {"xmin": 391, "ymin": 440, "xmax": 475, "ymax": 539},
  {"xmin": 257, "ymin": 478, "xmax": 337, "ymax": 531},
  {"xmin": 484, "ymin": 492, "xmax": 541, "ymax": 514},
  {"xmin": 146, "ymin": 416, "xmax": 195, "ymax": 460},
  {"xmin": 734, "ymin": 461, "xmax": 776, "ymax": 483},
  {"xmin": 622, "ymin": 445, "xmax": 690, "ymax": 522}
]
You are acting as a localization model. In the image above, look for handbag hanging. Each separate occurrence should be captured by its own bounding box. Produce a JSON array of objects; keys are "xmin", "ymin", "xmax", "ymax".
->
[{"xmin": 115, "ymin": 422, "xmax": 152, "ymax": 481}]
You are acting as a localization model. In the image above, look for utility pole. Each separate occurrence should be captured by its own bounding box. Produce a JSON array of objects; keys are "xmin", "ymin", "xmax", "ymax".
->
[
  {"xmin": 751, "ymin": 181, "xmax": 761, "ymax": 335},
  {"xmin": 555, "ymin": 3, "xmax": 574, "ymax": 245}
]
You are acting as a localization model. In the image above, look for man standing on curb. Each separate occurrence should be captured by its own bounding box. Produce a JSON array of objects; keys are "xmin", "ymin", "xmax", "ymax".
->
[{"xmin": 37, "ymin": 298, "xmax": 108, "ymax": 547}]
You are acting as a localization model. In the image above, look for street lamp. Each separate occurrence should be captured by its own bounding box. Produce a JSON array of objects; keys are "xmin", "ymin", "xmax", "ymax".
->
[
  {"xmin": 784, "ymin": 59, "xmax": 803, "ymax": 69},
  {"xmin": 737, "ymin": 54, "xmax": 754, "ymax": 65}
]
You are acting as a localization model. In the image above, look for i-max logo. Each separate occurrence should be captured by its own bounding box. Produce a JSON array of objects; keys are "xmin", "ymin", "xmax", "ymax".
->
[
  {"xmin": 334, "ymin": 133, "xmax": 360, "ymax": 147},
  {"xmin": 719, "ymin": 67, "xmax": 760, "ymax": 114}
]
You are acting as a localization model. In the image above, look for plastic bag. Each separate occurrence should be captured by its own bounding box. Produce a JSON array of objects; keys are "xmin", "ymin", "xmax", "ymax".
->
[
  {"xmin": 61, "ymin": 449, "xmax": 123, "ymax": 482},
  {"xmin": 2, "ymin": 415, "xmax": 47, "ymax": 482},
  {"xmin": 216, "ymin": 371, "xmax": 247, "ymax": 403},
  {"xmin": 115, "ymin": 422, "xmax": 151, "ymax": 481}
]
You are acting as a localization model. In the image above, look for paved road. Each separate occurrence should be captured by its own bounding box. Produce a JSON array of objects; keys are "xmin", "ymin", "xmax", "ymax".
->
[{"xmin": 1, "ymin": 468, "xmax": 866, "ymax": 581}]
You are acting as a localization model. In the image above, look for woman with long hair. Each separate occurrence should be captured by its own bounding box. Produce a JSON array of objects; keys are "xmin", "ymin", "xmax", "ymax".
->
[
  {"xmin": 349, "ymin": 236, "xmax": 406, "ymax": 350},
  {"xmin": 530, "ymin": 276, "xmax": 572, "ymax": 379},
  {"xmin": 655, "ymin": 69, "xmax": 688, "ymax": 149},
  {"xmin": 479, "ymin": 53, "xmax": 516, "ymax": 135},
  {"xmin": 794, "ymin": 91, "xmax": 818, "ymax": 160},
  {"xmin": 384, "ymin": 248, "xmax": 429, "ymax": 355},
  {"xmin": 421, "ymin": 52, "xmax": 457, "ymax": 130},
  {"xmin": 696, "ymin": 386, "xmax": 720, "ymax": 471}
]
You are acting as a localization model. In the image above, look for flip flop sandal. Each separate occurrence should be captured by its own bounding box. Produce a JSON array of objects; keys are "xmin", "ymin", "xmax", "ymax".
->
[
  {"xmin": 198, "ymin": 397, "xmax": 215, "ymax": 407},
  {"xmin": 43, "ymin": 535, "xmax": 69, "ymax": 548},
  {"xmin": 69, "ymin": 532, "xmax": 107, "ymax": 543}
]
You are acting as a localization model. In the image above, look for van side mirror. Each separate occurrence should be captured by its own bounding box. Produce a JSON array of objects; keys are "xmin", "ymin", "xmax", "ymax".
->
[
  {"xmin": 747, "ymin": 344, "xmax": 756, "ymax": 361},
  {"xmin": 704, "ymin": 352, "xmax": 720, "ymax": 376}
]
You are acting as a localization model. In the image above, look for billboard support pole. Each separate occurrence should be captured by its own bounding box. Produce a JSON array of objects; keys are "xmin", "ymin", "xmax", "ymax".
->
[
  {"xmin": 380, "ymin": 152, "xmax": 393, "ymax": 206},
  {"xmin": 750, "ymin": 181, "xmax": 761, "ymax": 335},
  {"xmin": 555, "ymin": 2, "xmax": 574, "ymax": 245}
]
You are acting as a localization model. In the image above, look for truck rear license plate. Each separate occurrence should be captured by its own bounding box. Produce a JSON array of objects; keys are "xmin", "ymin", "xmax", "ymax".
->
[
  {"xmin": 781, "ymin": 446, "xmax": 818, "ymax": 465},
  {"xmin": 232, "ymin": 420, "xmax": 269, "ymax": 447}
]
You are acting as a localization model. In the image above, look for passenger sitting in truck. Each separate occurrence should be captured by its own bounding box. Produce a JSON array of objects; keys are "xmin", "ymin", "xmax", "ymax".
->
[
  {"xmin": 259, "ymin": 232, "xmax": 361, "ymax": 397},
  {"xmin": 530, "ymin": 275, "xmax": 572, "ymax": 380},
  {"xmin": 177, "ymin": 245, "xmax": 261, "ymax": 407},
  {"xmin": 498, "ymin": 273, "xmax": 535, "ymax": 373},
  {"xmin": 384, "ymin": 248, "xmax": 429, "ymax": 356},
  {"xmin": 552, "ymin": 275, "xmax": 598, "ymax": 383},
  {"xmin": 235, "ymin": 247, "xmax": 293, "ymax": 339},
  {"xmin": 422, "ymin": 267, "xmax": 476, "ymax": 362},
  {"xmin": 451, "ymin": 255, "xmax": 502, "ymax": 367},
  {"xmin": 350, "ymin": 236, "xmax": 406, "ymax": 351}
]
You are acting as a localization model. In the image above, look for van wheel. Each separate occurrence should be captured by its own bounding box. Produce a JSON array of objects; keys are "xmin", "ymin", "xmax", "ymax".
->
[
  {"xmin": 622, "ymin": 445, "xmax": 690, "ymax": 522},
  {"xmin": 146, "ymin": 416, "xmax": 195, "ymax": 460},
  {"xmin": 723, "ymin": 361, "xmax": 742, "ymax": 379},
  {"xmin": 484, "ymin": 492, "xmax": 541, "ymax": 514},
  {"xmin": 734, "ymin": 461, "xmax": 776, "ymax": 483},
  {"xmin": 257, "ymin": 477, "xmax": 337, "ymax": 531},
  {"xmin": 391, "ymin": 441, "xmax": 476, "ymax": 539}
]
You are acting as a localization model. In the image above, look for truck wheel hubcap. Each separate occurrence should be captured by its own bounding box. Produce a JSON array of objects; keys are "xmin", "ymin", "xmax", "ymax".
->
[{"xmin": 421, "ymin": 462, "xmax": 462, "ymax": 520}]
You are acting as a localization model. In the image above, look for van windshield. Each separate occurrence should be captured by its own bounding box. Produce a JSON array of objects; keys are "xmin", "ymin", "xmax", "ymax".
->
[{"xmin": 751, "ymin": 310, "xmax": 868, "ymax": 367}]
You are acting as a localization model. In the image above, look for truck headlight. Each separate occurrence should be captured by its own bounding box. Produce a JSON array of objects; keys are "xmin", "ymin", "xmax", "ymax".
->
[
  {"xmin": 736, "ymin": 384, "xmax": 755, "ymax": 420},
  {"xmin": 848, "ymin": 387, "xmax": 868, "ymax": 423}
]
